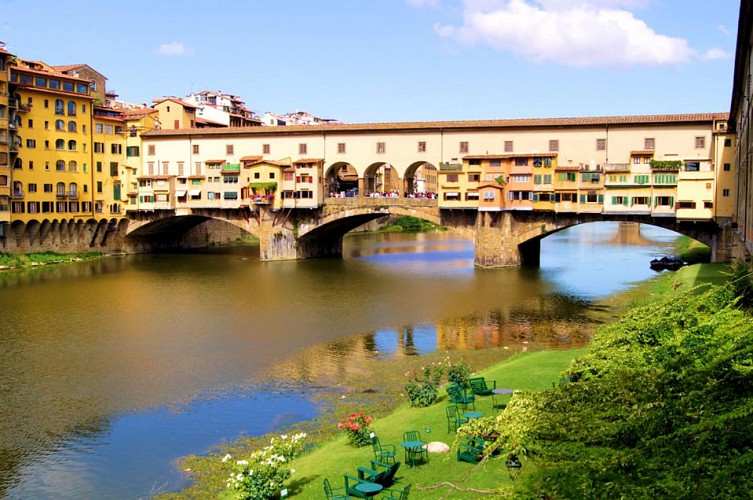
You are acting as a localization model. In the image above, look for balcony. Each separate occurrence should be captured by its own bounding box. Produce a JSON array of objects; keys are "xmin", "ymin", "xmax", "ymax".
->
[
  {"xmin": 17, "ymin": 103, "xmax": 31, "ymax": 113},
  {"xmin": 439, "ymin": 162, "xmax": 462, "ymax": 171},
  {"xmin": 221, "ymin": 163, "xmax": 241, "ymax": 173},
  {"xmin": 56, "ymin": 192, "xmax": 67, "ymax": 199},
  {"xmin": 68, "ymin": 192, "xmax": 79, "ymax": 200},
  {"xmin": 8, "ymin": 98, "xmax": 17, "ymax": 109},
  {"xmin": 603, "ymin": 163, "xmax": 631, "ymax": 172}
]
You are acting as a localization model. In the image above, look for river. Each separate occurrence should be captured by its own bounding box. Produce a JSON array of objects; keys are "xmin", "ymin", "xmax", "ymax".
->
[{"xmin": 0, "ymin": 222, "xmax": 681, "ymax": 499}]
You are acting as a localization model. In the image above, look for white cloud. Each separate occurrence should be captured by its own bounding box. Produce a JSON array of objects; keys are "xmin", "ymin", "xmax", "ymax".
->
[
  {"xmin": 435, "ymin": 0, "xmax": 696, "ymax": 67},
  {"xmin": 717, "ymin": 24, "xmax": 730, "ymax": 35},
  {"xmin": 701, "ymin": 48, "xmax": 730, "ymax": 61},
  {"xmin": 157, "ymin": 42, "xmax": 188, "ymax": 56}
]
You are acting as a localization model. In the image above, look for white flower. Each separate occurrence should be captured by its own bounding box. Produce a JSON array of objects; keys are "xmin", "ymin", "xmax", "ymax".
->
[
  {"xmin": 236, "ymin": 460, "xmax": 248, "ymax": 466},
  {"xmin": 281, "ymin": 434, "xmax": 288, "ymax": 439},
  {"xmin": 222, "ymin": 453, "xmax": 232, "ymax": 463},
  {"xmin": 291, "ymin": 469, "xmax": 296, "ymax": 474},
  {"xmin": 236, "ymin": 473, "xmax": 243, "ymax": 480}
]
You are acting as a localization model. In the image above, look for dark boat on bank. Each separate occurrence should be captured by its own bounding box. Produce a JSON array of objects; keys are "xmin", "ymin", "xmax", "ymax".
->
[{"xmin": 650, "ymin": 255, "xmax": 685, "ymax": 271}]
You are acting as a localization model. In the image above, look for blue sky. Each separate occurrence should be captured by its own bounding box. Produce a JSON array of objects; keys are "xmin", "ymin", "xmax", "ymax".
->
[{"xmin": 0, "ymin": 0, "xmax": 740, "ymax": 123}]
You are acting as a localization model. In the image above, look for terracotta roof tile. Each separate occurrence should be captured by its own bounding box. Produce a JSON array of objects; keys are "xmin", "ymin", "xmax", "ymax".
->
[
  {"xmin": 205, "ymin": 159, "xmax": 226, "ymax": 164},
  {"xmin": 630, "ymin": 150, "xmax": 655, "ymax": 155},
  {"xmin": 463, "ymin": 153, "xmax": 558, "ymax": 159},
  {"xmin": 294, "ymin": 158, "xmax": 325, "ymax": 164},
  {"xmin": 240, "ymin": 155, "xmax": 263, "ymax": 162},
  {"xmin": 142, "ymin": 113, "xmax": 728, "ymax": 138}
]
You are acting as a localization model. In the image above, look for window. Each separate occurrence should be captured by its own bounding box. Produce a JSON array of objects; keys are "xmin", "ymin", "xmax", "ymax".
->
[
  {"xmin": 111, "ymin": 144, "xmax": 122, "ymax": 154},
  {"xmin": 644, "ymin": 137, "xmax": 655, "ymax": 150},
  {"xmin": 69, "ymin": 160, "xmax": 77, "ymax": 172},
  {"xmin": 56, "ymin": 182, "xmax": 66, "ymax": 196},
  {"xmin": 95, "ymin": 123, "xmax": 103, "ymax": 134},
  {"xmin": 148, "ymin": 144, "xmax": 155, "ymax": 155},
  {"xmin": 549, "ymin": 140, "xmax": 559, "ymax": 152},
  {"xmin": 483, "ymin": 190, "xmax": 495, "ymax": 200},
  {"xmin": 55, "ymin": 119, "xmax": 65, "ymax": 131},
  {"xmin": 685, "ymin": 161, "xmax": 700, "ymax": 171},
  {"xmin": 376, "ymin": 142, "xmax": 385, "ymax": 154},
  {"xmin": 226, "ymin": 144, "xmax": 234, "ymax": 155},
  {"xmin": 611, "ymin": 196, "xmax": 629, "ymax": 206},
  {"xmin": 724, "ymin": 163, "xmax": 731, "ymax": 171},
  {"xmin": 654, "ymin": 173, "xmax": 676, "ymax": 184},
  {"xmin": 26, "ymin": 139, "xmax": 36, "ymax": 148},
  {"xmin": 632, "ymin": 196, "xmax": 649, "ymax": 205},
  {"xmin": 558, "ymin": 172, "xmax": 577, "ymax": 182},
  {"xmin": 67, "ymin": 101, "xmax": 76, "ymax": 116},
  {"xmin": 44, "ymin": 183, "xmax": 52, "ymax": 193},
  {"xmin": 44, "ymin": 99, "xmax": 49, "ymax": 108},
  {"xmin": 193, "ymin": 144, "xmax": 199, "ymax": 154},
  {"xmin": 223, "ymin": 192, "xmax": 238, "ymax": 200},
  {"xmin": 489, "ymin": 159, "xmax": 501, "ymax": 167},
  {"xmin": 723, "ymin": 189, "xmax": 730, "ymax": 197},
  {"xmin": 468, "ymin": 174, "xmax": 480, "ymax": 182},
  {"xmin": 130, "ymin": 126, "xmax": 137, "ymax": 138},
  {"xmin": 299, "ymin": 143, "xmax": 307, "ymax": 155},
  {"xmin": 596, "ymin": 138, "xmax": 606, "ymax": 151},
  {"xmin": 105, "ymin": 125, "xmax": 113, "ymax": 134},
  {"xmin": 55, "ymin": 160, "xmax": 65, "ymax": 172},
  {"xmin": 633, "ymin": 174, "xmax": 649, "ymax": 184},
  {"xmin": 724, "ymin": 138, "xmax": 732, "ymax": 147},
  {"xmin": 418, "ymin": 141, "xmax": 426, "ymax": 152},
  {"xmin": 263, "ymin": 144, "xmax": 270, "ymax": 154},
  {"xmin": 695, "ymin": 136, "xmax": 705, "ymax": 148},
  {"xmin": 28, "ymin": 183, "xmax": 37, "ymax": 193},
  {"xmin": 68, "ymin": 121, "xmax": 76, "ymax": 132},
  {"xmin": 515, "ymin": 158, "xmax": 528, "ymax": 166},
  {"xmin": 655, "ymin": 196, "xmax": 673, "ymax": 207},
  {"xmin": 110, "ymin": 162, "xmax": 118, "ymax": 176},
  {"xmin": 126, "ymin": 146, "xmax": 139, "ymax": 157},
  {"xmin": 55, "ymin": 139, "xmax": 65, "ymax": 150},
  {"xmin": 68, "ymin": 140, "xmax": 77, "ymax": 151},
  {"xmin": 55, "ymin": 99, "xmax": 64, "ymax": 115},
  {"xmin": 94, "ymin": 142, "xmax": 104, "ymax": 153},
  {"xmin": 704, "ymin": 201, "xmax": 713, "ymax": 209},
  {"xmin": 459, "ymin": 141, "xmax": 469, "ymax": 153},
  {"xmin": 27, "ymin": 119, "xmax": 33, "ymax": 128},
  {"xmin": 337, "ymin": 143, "xmax": 346, "ymax": 154},
  {"xmin": 446, "ymin": 174, "xmax": 458, "ymax": 182},
  {"xmin": 504, "ymin": 141, "xmax": 513, "ymax": 153}
]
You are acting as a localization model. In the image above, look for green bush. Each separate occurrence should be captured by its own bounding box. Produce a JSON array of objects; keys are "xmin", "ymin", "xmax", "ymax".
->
[
  {"xmin": 447, "ymin": 359, "xmax": 471, "ymax": 388},
  {"xmin": 404, "ymin": 364, "xmax": 444, "ymax": 407}
]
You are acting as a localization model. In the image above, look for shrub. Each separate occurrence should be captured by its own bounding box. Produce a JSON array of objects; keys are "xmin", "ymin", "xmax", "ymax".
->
[
  {"xmin": 447, "ymin": 359, "xmax": 471, "ymax": 388},
  {"xmin": 337, "ymin": 412, "xmax": 373, "ymax": 447},
  {"xmin": 404, "ymin": 364, "xmax": 444, "ymax": 407},
  {"xmin": 222, "ymin": 432, "xmax": 306, "ymax": 499}
]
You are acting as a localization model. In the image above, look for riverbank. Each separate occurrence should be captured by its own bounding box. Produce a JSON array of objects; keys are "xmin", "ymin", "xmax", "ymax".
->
[
  {"xmin": 159, "ymin": 262, "xmax": 730, "ymax": 498},
  {"xmin": 0, "ymin": 251, "xmax": 104, "ymax": 271}
]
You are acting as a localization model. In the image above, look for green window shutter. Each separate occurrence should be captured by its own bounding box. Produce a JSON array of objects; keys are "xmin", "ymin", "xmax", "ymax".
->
[
  {"xmin": 670, "ymin": 196, "xmax": 674, "ymax": 207},
  {"xmin": 113, "ymin": 184, "xmax": 121, "ymax": 201},
  {"xmin": 532, "ymin": 193, "xmax": 539, "ymax": 202},
  {"xmin": 597, "ymin": 194, "xmax": 603, "ymax": 203},
  {"xmin": 611, "ymin": 196, "xmax": 617, "ymax": 204},
  {"xmin": 623, "ymin": 197, "xmax": 628, "ymax": 206},
  {"xmin": 534, "ymin": 174, "xmax": 541, "ymax": 184},
  {"xmin": 580, "ymin": 194, "xmax": 585, "ymax": 204}
]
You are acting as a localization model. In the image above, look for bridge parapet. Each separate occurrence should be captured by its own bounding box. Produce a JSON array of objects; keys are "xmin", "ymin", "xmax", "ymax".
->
[{"xmin": 324, "ymin": 197, "xmax": 438, "ymax": 208}]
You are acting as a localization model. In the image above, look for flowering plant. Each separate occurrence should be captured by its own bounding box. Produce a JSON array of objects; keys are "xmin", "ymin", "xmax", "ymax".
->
[
  {"xmin": 222, "ymin": 432, "xmax": 306, "ymax": 499},
  {"xmin": 337, "ymin": 411, "xmax": 374, "ymax": 447},
  {"xmin": 404, "ymin": 362, "xmax": 444, "ymax": 407}
]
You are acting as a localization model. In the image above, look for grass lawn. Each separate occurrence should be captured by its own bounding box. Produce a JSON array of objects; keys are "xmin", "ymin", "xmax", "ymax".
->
[{"xmin": 288, "ymin": 349, "xmax": 585, "ymax": 498}]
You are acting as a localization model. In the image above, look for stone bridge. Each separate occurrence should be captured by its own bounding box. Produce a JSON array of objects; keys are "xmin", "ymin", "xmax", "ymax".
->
[{"xmin": 124, "ymin": 198, "xmax": 733, "ymax": 267}]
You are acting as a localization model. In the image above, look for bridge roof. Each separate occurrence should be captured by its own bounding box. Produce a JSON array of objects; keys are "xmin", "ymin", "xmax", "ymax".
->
[{"xmin": 142, "ymin": 112, "xmax": 730, "ymax": 138}]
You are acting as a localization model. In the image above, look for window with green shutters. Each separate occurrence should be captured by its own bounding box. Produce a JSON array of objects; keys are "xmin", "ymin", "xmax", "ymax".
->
[
  {"xmin": 654, "ymin": 174, "xmax": 676, "ymax": 184},
  {"xmin": 534, "ymin": 174, "xmax": 542, "ymax": 184},
  {"xmin": 543, "ymin": 174, "xmax": 552, "ymax": 184},
  {"xmin": 113, "ymin": 183, "xmax": 121, "ymax": 201},
  {"xmin": 634, "ymin": 174, "xmax": 649, "ymax": 184}
]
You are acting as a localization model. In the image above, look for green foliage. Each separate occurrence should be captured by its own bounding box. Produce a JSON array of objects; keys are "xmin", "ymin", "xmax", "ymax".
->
[
  {"xmin": 0, "ymin": 252, "xmax": 102, "ymax": 269},
  {"xmin": 650, "ymin": 159, "xmax": 682, "ymax": 171},
  {"xmin": 447, "ymin": 359, "xmax": 471, "ymax": 388},
  {"xmin": 676, "ymin": 236, "xmax": 711, "ymax": 264},
  {"xmin": 337, "ymin": 411, "xmax": 374, "ymax": 447},
  {"xmin": 471, "ymin": 282, "xmax": 753, "ymax": 498},
  {"xmin": 495, "ymin": 175, "xmax": 505, "ymax": 186},
  {"xmin": 222, "ymin": 432, "xmax": 306, "ymax": 499},
  {"xmin": 727, "ymin": 260, "xmax": 753, "ymax": 310},
  {"xmin": 404, "ymin": 363, "xmax": 444, "ymax": 407},
  {"xmin": 383, "ymin": 216, "xmax": 442, "ymax": 233},
  {"xmin": 248, "ymin": 182, "xmax": 278, "ymax": 194}
]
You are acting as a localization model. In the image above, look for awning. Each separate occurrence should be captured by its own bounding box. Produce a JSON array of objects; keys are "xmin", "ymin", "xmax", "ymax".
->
[
  {"xmin": 175, "ymin": 190, "xmax": 187, "ymax": 197},
  {"xmin": 189, "ymin": 189, "xmax": 201, "ymax": 196}
]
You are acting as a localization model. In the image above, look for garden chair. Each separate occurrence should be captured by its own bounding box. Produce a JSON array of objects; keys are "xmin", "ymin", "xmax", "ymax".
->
[
  {"xmin": 371, "ymin": 436, "xmax": 397, "ymax": 464},
  {"xmin": 457, "ymin": 436, "xmax": 486, "ymax": 464},
  {"xmin": 402, "ymin": 430, "xmax": 429, "ymax": 466},
  {"xmin": 469, "ymin": 376, "xmax": 498, "ymax": 407},
  {"xmin": 357, "ymin": 460, "xmax": 401, "ymax": 487},
  {"xmin": 446, "ymin": 384, "xmax": 475, "ymax": 411},
  {"xmin": 445, "ymin": 404, "xmax": 469, "ymax": 433},
  {"xmin": 344, "ymin": 473, "xmax": 370, "ymax": 499},
  {"xmin": 382, "ymin": 483, "xmax": 412, "ymax": 500},
  {"xmin": 323, "ymin": 478, "xmax": 349, "ymax": 500}
]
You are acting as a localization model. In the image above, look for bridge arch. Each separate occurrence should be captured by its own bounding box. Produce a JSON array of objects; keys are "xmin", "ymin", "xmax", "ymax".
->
[
  {"xmin": 363, "ymin": 162, "xmax": 399, "ymax": 196},
  {"xmin": 324, "ymin": 161, "xmax": 358, "ymax": 196},
  {"xmin": 403, "ymin": 161, "xmax": 438, "ymax": 197}
]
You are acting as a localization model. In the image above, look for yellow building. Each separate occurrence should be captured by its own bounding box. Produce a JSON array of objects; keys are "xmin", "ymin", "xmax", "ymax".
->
[
  {"xmin": 0, "ymin": 46, "xmax": 12, "ymax": 228},
  {"xmin": 281, "ymin": 158, "xmax": 325, "ymax": 209},
  {"xmin": 9, "ymin": 60, "xmax": 95, "ymax": 224},
  {"xmin": 711, "ymin": 119, "xmax": 736, "ymax": 220},
  {"xmin": 243, "ymin": 158, "xmax": 285, "ymax": 211},
  {"xmin": 152, "ymin": 97, "xmax": 197, "ymax": 129},
  {"xmin": 122, "ymin": 108, "xmax": 159, "ymax": 212}
]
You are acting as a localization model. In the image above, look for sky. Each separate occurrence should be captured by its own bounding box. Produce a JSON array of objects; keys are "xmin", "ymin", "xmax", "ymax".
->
[{"xmin": 0, "ymin": 0, "xmax": 741, "ymax": 123}]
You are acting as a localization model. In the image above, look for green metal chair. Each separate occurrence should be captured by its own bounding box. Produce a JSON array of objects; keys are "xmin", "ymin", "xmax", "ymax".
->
[
  {"xmin": 445, "ymin": 404, "xmax": 469, "ymax": 433},
  {"xmin": 344, "ymin": 473, "xmax": 370, "ymax": 499},
  {"xmin": 469, "ymin": 376, "xmax": 498, "ymax": 407},
  {"xmin": 402, "ymin": 430, "xmax": 428, "ymax": 466},
  {"xmin": 382, "ymin": 483, "xmax": 412, "ymax": 500},
  {"xmin": 371, "ymin": 436, "xmax": 397, "ymax": 464},
  {"xmin": 446, "ymin": 384, "xmax": 475, "ymax": 411},
  {"xmin": 323, "ymin": 478, "xmax": 349, "ymax": 500},
  {"xmin": 357, "ymin": 459, "xmax": 401, "ymax": 487},
  {"xmin": 457, "ymin": 436, "xmax": 486, "ymax": 464}
]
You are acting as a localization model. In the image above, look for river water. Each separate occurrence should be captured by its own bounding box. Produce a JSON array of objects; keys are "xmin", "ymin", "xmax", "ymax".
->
[{"xmin": 0, "ymin": 222, "xmax": 681, "ymax": 499}]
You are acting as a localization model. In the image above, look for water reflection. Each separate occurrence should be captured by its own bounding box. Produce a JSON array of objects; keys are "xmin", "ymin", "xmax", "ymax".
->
[{"xmin": 0, "ymin": 222, "xmax": 680, "ymax": 498}]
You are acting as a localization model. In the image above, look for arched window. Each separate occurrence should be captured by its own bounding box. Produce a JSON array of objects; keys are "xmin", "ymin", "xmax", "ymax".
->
[
  {"xmin": 0, "ymin": 175, "xmax": 7, "ymax": 187},
  {"xmin": 68, "ymin": 121, "xmax": 77, "ymax": 132},
  {"xmin": 68, "ymin": 160, "xmax": 77, "ymax": 172},
  {"xmin": 67, "ymin": 101, "xmax": 76, "ymax": 116},
  {"xmin": 13, "ymin": 181, "xmax": 22, "ymax": 196},
  {"xmin": 68, "ymin": 140, "xmax": 77, "ymax": 151},
  {"xmin": 56, "ymin": 160, "xmax": 65, "ymax": 172},
  {"xmin": 68, "ymin": 183, "xmax": 78, "ymax": 198},
  {"xmin": 55, "ymin": 139, "xmax": 65, "ymax": 150},
  {"xmin": 55, "ymin": 99, "xmax": 64, "ymax": 115},
  {"xmin": 55, "ymin": 119, "xmax": 65, "ymax": 131},
  {"xmin": 56, "ymin": 182, "xmax": 66, "ymax": 196}
]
